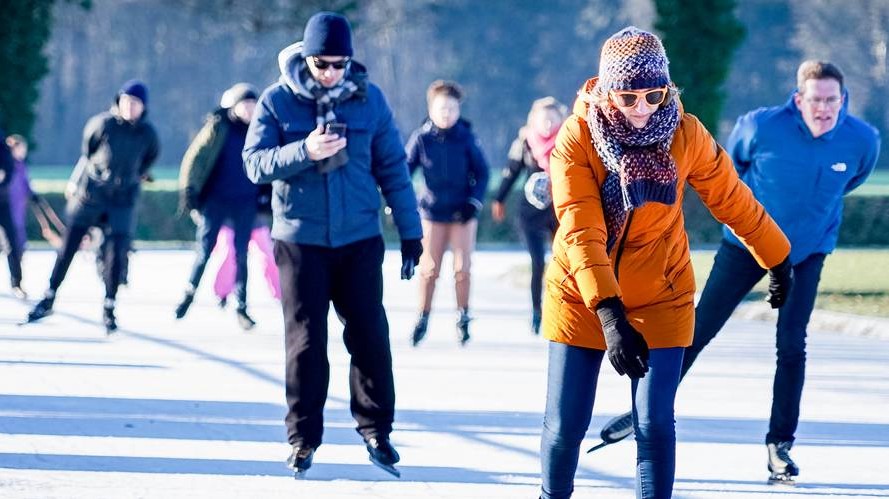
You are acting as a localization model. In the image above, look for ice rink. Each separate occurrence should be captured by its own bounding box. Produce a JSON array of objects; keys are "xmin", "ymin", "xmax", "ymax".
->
[{"xmin": 1, "ymin": 249, "xmax": 887, "ymax": 498}]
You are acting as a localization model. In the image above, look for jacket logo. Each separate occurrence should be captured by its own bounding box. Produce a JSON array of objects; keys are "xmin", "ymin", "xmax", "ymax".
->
[{"xmin": 830, "ymin": 162, "xmax": 847, "ymax": 172}]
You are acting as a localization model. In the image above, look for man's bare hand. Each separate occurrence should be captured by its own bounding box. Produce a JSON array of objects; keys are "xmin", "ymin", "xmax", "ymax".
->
[{"xmin": 305, "ymin": 124, "xmax": 347, "ymax": 161}]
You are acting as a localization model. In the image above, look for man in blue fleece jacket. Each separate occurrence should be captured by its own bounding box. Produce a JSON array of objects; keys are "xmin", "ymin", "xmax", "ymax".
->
[{"xmin": 686, "ymin": 60, "xmax": 881, "ymax": 482}]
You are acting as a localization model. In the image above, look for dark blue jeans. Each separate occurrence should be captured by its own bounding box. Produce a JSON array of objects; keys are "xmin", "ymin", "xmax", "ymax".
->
[
  {"xmin": 48, "ymin": 200, "xmax": 135, "ymax": 300},
  {"xmin": 541, "ymin": 341, "xmax": 683, "ymax": 499},
  {"xmin": 683, "ymin": 240, "xmax": 825, "ymax": 444},
  {"xmin": 187, "ymin": 198, "xmax": 256, "ymax": 308},
  {"xmin": 520, "ymin": 223, "xmax": 555, "ymax": 316}
]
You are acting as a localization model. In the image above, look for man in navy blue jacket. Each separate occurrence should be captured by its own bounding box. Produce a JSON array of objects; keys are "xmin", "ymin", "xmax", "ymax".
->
[
  {"xmin": 687, "ymin": 61, "xmax": 880, "ymax": 482},
  {"xmin": 242, "ymin": 11, "xmax": 423, "ymax": 477}
]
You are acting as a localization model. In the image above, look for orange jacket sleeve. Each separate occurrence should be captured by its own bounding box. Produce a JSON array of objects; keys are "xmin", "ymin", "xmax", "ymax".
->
[{"xmin": 550, "ymin": 115, "xmax": 621, "ymax": 308}]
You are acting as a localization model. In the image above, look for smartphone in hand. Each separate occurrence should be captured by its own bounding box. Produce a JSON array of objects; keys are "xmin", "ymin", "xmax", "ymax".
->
[{"xmin": 325, "ymin": 122, "xmax": 347, "ymax": 137}]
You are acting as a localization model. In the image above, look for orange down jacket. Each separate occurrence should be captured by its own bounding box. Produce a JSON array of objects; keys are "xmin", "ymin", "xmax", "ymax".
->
[{"xmin": 542, "ymin": 78, "xmax": 791, "ymax": 350}]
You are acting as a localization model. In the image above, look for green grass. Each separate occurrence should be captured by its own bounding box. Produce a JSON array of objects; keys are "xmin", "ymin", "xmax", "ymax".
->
[
  {"xmin": 853, "ymin": 170, "xmax": 889, "ymax": 197},
  {"xmin": 28, "ymin": 165, "xmax": 179, "ymax": 192},
  {"xmin": 690, "ymin": 249, "xmax": 889, "ymax": 317}
]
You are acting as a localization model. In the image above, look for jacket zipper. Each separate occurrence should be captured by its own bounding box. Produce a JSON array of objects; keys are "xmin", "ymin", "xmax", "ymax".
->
[{"xmin": 613, "ymin": 210, "xmax": 634, "ymax": 283}]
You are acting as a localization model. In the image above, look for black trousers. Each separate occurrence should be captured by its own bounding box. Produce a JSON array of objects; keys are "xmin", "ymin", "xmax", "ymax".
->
[
  {"xmin": 48, "ymin": 200, "xmax": 134, "ymax": 300},
  {"xmin": 274, "ymin": 236, "xmax": 394, "ymax": 449},
  {"xmin": 0, "ymin": 200, "xmax": 23, "ymax": 287}
]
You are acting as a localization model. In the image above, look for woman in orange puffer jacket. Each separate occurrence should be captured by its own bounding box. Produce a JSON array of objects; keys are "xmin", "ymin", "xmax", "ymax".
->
[{"xmin": 538, "ymin": 27, "xmax": 792, "ymax": 499}]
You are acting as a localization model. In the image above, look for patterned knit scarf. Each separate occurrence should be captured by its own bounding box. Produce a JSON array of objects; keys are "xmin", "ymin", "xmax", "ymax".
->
[
  {"xmin": 292, "ymin": 58, "xmax": 359, "ymax": 126},
  {"xmin": 588, "ymin": 97, "xmax": 680, "ymax": 252}
]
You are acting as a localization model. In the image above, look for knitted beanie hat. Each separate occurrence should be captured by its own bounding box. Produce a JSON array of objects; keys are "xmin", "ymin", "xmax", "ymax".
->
[
  {"xmin": 119, "ymin": 79, "xmax": 149, "ymax": 106},
  {"xmin": 302, "ymin": 12, "xmax": 353, "ymax": 57},
  {"xmin": 596, "ymin": 26, "xmax": 670, "ymax": 92}
]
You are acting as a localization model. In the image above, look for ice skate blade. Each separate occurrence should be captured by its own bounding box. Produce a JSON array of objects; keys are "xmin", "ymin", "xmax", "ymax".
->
[
  {"xmin": 369, "ymin": 456, "xmax": 401, "ymax": 478},
  {"xmin": 768, "ymin": 474, "xmax": 796, "ymax": 485},
  {"xmin": 20, "ymin": 310, "xmax": 53, "ymax": 326},
  {"xmin": 293, "ymin": 469, "xmax": 309, "ymax": 479}
]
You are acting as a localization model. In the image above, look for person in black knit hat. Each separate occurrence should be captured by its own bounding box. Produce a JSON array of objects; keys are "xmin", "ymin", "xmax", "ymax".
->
[
  {"xmin": 25, "ymin": 79, "xmax": 159, "ymax": 334},
  {"xmin": 242, "ymin": 11, "xmax": 423, "ymax": 477}
]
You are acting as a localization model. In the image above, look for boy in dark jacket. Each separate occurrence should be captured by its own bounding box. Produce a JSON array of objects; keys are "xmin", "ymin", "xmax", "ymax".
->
[
  {"xmin": 175, "ymin": 83, "xmax": 259, "ymax": 330},
  {"xmin": 405, "ymin": 80, "xmax": 490, "ymax": 346},
  {"xmin": 242, "ymin": 12, "xmax": 423, "ymax": 477},
  {"xmin": 26, "ymin": 80, "xmax": 159, "ymax": 333}
]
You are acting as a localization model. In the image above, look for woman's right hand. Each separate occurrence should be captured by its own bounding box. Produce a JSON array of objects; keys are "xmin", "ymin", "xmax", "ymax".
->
[{"xmin": 491, "ymin": 201, "xmax": 506, "ymax": 223}]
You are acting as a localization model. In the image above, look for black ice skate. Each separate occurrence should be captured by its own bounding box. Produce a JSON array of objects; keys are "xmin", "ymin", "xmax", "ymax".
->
[
  {"xmin": 23, "ymin": 296, "xmax": 55, "ymax": 325},
  {"xmin": 410, "ymin": 313, "xmax": 429, "ymax": 346},
  {"xmin": 103, "ymin": 301, "xmax": 118, "ymax": 334},
  {"xmin": 767, "ymin": 441, "xmax": 799, "ymax": 485},
  {"xmin": 365, "ymin": 436, "xmax": 401, "ymax": 478},
  {"xmin": 531, "ymin": 310, "xmax": 542, "ymax": 335},
  {"xmin": 286, "ymin": 446, "xmax": 314, "ymax": 479},
  {"xmin": 456, "ymin": 309, "xmax": 471, "ymax": 346},
  {"xmin": 174, "ymin": 291, "xmax": 194, "ymax": 319},
  {"xmin": 587, "ymin": 411, "xmax": 635, "ymax": 453},
  {"xmin": 236, "ymin": 307, "xmax": 256, "ymax": 331}
]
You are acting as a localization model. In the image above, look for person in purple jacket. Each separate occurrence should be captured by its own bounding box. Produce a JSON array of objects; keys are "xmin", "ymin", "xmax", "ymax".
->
[
  {"xmin": 0, "ymin": 125, "xmax": 24, "ymax": 299},
  {"xmin": 405, "ymin": 80, "xmax": 490, "ymax": 347},
  {"xmin": 6, "ymin": 135, "xmax": 37, "ymax": 257}
]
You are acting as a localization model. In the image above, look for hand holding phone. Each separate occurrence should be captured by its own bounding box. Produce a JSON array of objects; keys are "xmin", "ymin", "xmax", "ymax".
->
[{"xmin": 325, "ymin": 122, "xmax": 347, "ymax": 137}]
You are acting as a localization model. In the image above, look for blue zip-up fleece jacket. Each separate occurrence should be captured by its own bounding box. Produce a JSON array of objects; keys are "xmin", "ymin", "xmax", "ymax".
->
[
  {"xmin": 242, "ymin": 44, "xmax": 422, "ymax": 247},
  {"xmin": 724, "ymin": 91, "xmax": 880, "ymax": 264},
  {"xmin": 405, "ymin": 118, "xmax": 490, "ymax": 222}
]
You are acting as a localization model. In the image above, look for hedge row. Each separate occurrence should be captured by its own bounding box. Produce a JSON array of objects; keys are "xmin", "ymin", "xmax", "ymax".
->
[{"xmin": 21, "ymin": 189, "xmax": 889, "ymax": 246}]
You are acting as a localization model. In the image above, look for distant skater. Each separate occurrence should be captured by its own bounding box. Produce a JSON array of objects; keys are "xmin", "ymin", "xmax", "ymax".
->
[{"xmin": 25, "ymin": 80, "xmax": 159, "ymax": 333}]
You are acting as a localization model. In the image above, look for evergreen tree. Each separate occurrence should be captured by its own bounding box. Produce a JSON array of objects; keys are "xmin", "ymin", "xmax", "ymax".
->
[
  {"xmin": 654, "ymin": 0, "xmax": 745, "ymax": 131},
  {"xmin": 0, "ymin": 0, "xmax": 89, "ymax": 142}
]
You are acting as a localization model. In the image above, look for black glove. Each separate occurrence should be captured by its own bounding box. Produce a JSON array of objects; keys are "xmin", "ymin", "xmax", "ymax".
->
[
  {"xmin": 596, "ymin": 297, "xmax": 650, "ymax": 379},
  {"xmin": 400, "ymin": 238, "xmax": 423, "ymax": 280},
  {"xmin": 766, "ymin": 257, "xmax": 793, "ymax": 309},
  {"xmin": 457, "ymin": 201, "xmax": 480, "ymax": 223}
]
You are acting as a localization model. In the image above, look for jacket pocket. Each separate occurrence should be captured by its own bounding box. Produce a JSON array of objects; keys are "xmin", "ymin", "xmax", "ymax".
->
[{"xmin": 276, "ymin": 177, "xmax": 326, "ymax": 221}]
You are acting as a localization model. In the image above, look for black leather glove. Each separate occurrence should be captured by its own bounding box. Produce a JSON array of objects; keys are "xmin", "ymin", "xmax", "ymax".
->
[
  {"xmin": 400, "ymin": 239, "xmax": 423, "ymax": 280},
  {"xmin": 596, "ymin": 297, "xmax": 650, "ymax": 378},
  {"xmin": 457, "ymin": 201, "xmax": 480, "ymax": 224},
  {"xmin": 766, "ymin": 257, "xmax": 794, "ymax": 309}
]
